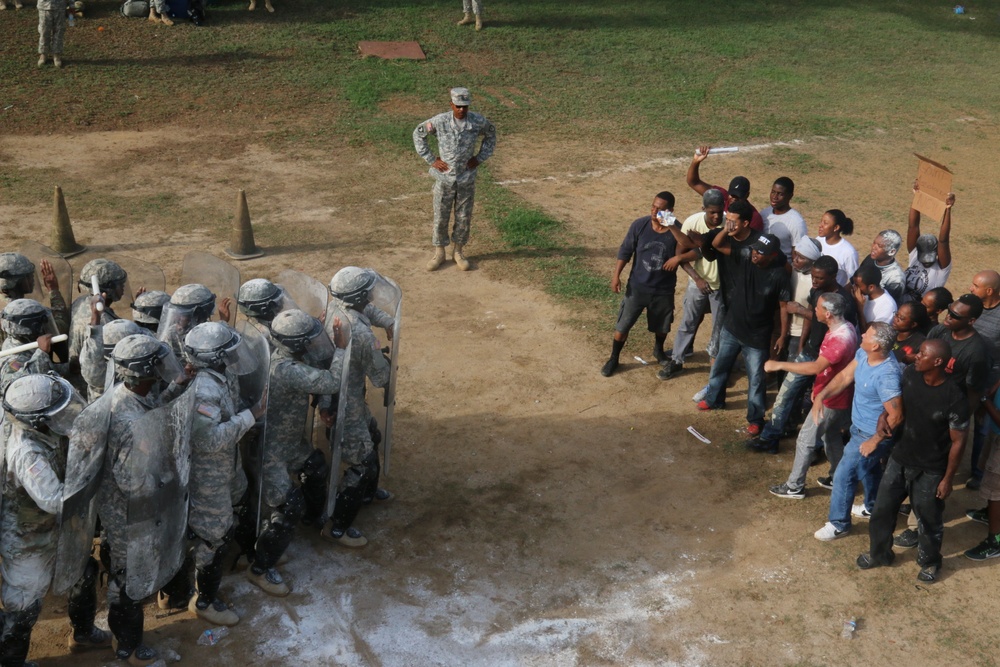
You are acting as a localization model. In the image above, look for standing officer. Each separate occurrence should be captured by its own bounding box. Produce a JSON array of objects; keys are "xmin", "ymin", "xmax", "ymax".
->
[{"xmin": 413, "ymin": 87, "xmax": 496, "ymax": 272}]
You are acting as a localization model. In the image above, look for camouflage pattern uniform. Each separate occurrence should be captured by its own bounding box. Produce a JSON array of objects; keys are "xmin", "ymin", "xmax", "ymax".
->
[
  {"xmin": 188, "ymin": 368, "xmax": 254, "ymax": 569},
  {"xmin": 37, "ymin": 0, "xmax": 68, "ymax": 56},
  {"xmin": 0, "ymin": 290, "xmax": 69, "ymax": 349},
  {"xmin": 69, "ymin": 294, "xmax": 118, "ymax": 365},
  {"xmin": 260, "ymin": 346, "xmax": 343, "ymax": 510},
  {"xmin": 1, "ymin": 419, "xmax": 104, "ymax": 663},
  {"xmin": 413, "ymin": 108, "xmax": 496, "ymax": 247},
  {"xmin": 0, "ymin": 340, "xmax": 61, "ymax": 396},
  {"xmin": 462, "ymin": 0, "xmax": 482, "ymax": 15}
]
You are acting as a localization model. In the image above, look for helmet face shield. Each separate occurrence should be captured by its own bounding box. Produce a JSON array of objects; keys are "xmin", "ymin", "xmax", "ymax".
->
[
  {"xmin": 46, "ymin": 389, "xmax": 86, "ymax": 436},
  {"xmin": 301, "ymin": 324, "xmax": 335, "ymax": 369},
  {"xmin": 156, "ymin": 347, "xmax": 185, "ymax": 384},
  {"xmin": 222, "ymin": 334, "xmax": 259, "ymax": 375},
  {"xmin": 1, "ymin": 300, "xmax": 58, "ymax": 339},
  {"xmin": 2, "ymin": 374, "xmax": 85, "ymax": 436}
]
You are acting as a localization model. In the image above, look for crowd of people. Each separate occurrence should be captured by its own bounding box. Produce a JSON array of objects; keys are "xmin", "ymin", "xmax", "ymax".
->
[
  {"xmin": 0, "ymin": 251, "xmax": 397, "ymax": 665},
  {"xmin": 606, "ymin": 146, "xmax": 1000, "ymax": 583}
]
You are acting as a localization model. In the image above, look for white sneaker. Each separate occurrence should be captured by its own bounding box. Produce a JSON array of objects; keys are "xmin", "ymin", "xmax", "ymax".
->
[
  {"xmin": 851, "ymin": 503, "xmax": 872, "ymax": 520},
  {"xmin": 814, "ymin": 521, "xmax": 849, "ymax": 541},
  {"xmin": 692, "ymin": 385, "xmax": 709, "ymax": 402}
]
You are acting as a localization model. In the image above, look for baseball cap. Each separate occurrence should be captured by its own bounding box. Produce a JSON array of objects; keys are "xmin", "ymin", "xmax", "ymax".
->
[
  {"xmin": 916, "ymin": 234, "xmax": 938, "ymax": 266},
  {"xmin": 750, "ymin": 233, "xmax": 781, "ymax": 255},
  {"xmin": 450, "ymin": 87, "xmax": 472, "ymax": 107},
  {"xmin": 728, "ymin": 176, "xmax": 750, "ymax": 199}
]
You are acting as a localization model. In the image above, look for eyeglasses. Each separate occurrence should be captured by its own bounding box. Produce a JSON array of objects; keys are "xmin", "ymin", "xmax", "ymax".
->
[{"xmin": 946, "ymin": 308, "xmax": 968, "ymax": 321}]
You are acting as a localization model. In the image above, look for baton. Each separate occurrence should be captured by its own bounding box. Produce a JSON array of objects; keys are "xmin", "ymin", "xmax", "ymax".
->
[
  {"xmin": 91, "ymin": 276, "xmax": 104, "ymax": 313},
  {"xmin": 0, "ymin": 334, "xmax": 68, "ymax": 359},
  {"xmin": 695, "ymin": 147, "xmax": 739, "ymax": 156}
]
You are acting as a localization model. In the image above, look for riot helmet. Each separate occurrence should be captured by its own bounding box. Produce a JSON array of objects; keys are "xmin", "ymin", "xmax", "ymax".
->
[
  {"xmin": 111, "ymin": 334, "xmax": 183, "ymax": 384},
  {"xmin": 1, "ymin": 299, "xmax": 57, "ymax": 340},
  {"xmin": 131, "ymin": 290, "xmax": 171, "ymax": 328},
  {"xmin": 237, "ymin": 279, "xmax": 284, "ymax": 322},
  {"xmin": 329, "ymin": 267, "xmax": 376, "ymax": 309},
  {"xmin": 183, "ymin": 321, "xmax": 257, "ymax": 373},
  {"xmin": 79, "ymin": 259, "xmax": 127, "ymax": 303},
  {"xmin": 3, "ymin": 373, "xmax": 86, "ymax": 436},
  {"xmin": 270, "ymin": 309, "xmax": 334, "ymax": 368},
  {"xmin": 101, "ymin": 319, "xmax": 146, "ymax": 359},
  {"xmin": 0, "ymin": 252, "xmax": 36, "ymax": 296}
]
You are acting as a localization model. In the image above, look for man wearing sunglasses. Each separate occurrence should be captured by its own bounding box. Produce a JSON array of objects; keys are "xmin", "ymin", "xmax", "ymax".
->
[{"xmin": 927, "ymin": 294, "xmax": 991, "ymax": 413}]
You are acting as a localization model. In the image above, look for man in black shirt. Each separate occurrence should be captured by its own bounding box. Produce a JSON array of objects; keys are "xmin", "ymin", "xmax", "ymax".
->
[
  {"xmin": 697, "ymin": 201, "xmax": 790, "ymax": 435},
  {"xmin": 927, "ymin": 293, "xmax": 991, "ymax": 409},
  {"xmin": 602, "ymin": 192, "xmax": 679, "ymax": 377},
  {"xmin": 857, "ymin": 339, "xmax": 969, "ymax": 582}
]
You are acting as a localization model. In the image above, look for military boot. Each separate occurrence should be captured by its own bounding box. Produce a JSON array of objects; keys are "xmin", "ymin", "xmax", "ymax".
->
[
  {"xmin": 67, "ymin": 627, "xmax": 112, "ymax": 653},
  {"xmin": 53, "ymin": 56, "xmax": 63, "ymax": 68},
  {"xmin": 188, "ymin": 596, "xmax": 240, "ymax": 626},
  {"xmin": 37, "ymin": 54, "xmax": 46, "ymax": 67},
  {"xmin": 453, "ymin": 244, "xmax": 471, "ymax": 271},
  {"xmin": 322, "ymin": 525, "xmax": 368, "ymax": 548},
  {"xmin": 457, "ymin": 12, "xmax": 473, "ymax": 25},
  {"xmin": 246, "ymin": 566, "xmax": 290, "ymax": 597},
  {"xmin": 160, "ymin": 11, "xmax": 174, "ymax": 25},
  {"xmin": 265, "ymin": 0, "xmax": 273, "ymax": 11},
  {"xmin": 248, "ymin": 0, "xmax": 255, "ymax": 8},
  {"xmin": 426, "ymin": 247, "xmax": 446, "ymax": 271},
  {"xmin": 475, "ymin": 14, "xmax": 482, "ymax": 30}
]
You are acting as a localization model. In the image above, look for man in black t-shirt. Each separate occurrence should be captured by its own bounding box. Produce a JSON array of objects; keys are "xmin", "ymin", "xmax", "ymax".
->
[
  {"xmin": 602, "ymin": 191, "xmax": 679, "ymax": 376},
  {"xmin": 697, "ymin": 201, "xmax": 791, "ymax": 435},
  {"xmin": 857, "ymin": 339, "xmax": 969, "ymax": 582}
]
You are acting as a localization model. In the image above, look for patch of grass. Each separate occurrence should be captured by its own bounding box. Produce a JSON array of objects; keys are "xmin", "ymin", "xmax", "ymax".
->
[
  {"xmin": 496, "ymin": 207, "xmax": 561, "ymax": 249},
  {"xmin": 971, "ymin": 235, "xmax": 1000, "ymax": 246}
]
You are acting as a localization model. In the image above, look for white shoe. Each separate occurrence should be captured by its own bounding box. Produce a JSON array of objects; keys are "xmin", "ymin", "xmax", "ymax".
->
[
  {"xmin": 692, "ymin": 385, "xmax": 708, "ymax": 402},
  {"xmin": 851, "ymin": 503, "xmax": 872, "ymax": 520},
  {"xmin": 814, "ymin": 521, "xmax": 849, "ymax": 541}
]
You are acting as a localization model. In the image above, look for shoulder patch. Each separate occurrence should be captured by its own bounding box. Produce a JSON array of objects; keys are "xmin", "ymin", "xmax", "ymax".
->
[
  {"xmin": 7, "ymin": 360, "xmax": 23, "ymax": 372},
  {"xmin": 196, "ymin": 403, "xmax": 222, "ymax": 421},
  {"xmin": 26, "ymin": 458, "xmax": 46, "ymax": 482}
]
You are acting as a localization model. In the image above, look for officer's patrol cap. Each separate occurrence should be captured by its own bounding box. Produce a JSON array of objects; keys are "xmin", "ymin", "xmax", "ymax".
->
[{"xmin": 450, "ymin": 87, "xmax": 472, "ymax": 107}]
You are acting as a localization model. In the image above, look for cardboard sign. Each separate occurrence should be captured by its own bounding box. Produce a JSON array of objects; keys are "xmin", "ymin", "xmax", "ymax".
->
[{"xmin": 912, "ymin": 154, "xmax": 954, "ymax": 221}]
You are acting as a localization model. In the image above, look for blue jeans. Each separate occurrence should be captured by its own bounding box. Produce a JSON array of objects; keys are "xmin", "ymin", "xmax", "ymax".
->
[
  {"xmin": 704, "ymin": 327, "xmax": 768, "ymax": 426},
  {"xmin": 828, "ymin": 426, "xmax": 892, "ymax": 531},
  {"xmin": 760, "ymin": 351, "xmax": 816, "ymax": 442}
]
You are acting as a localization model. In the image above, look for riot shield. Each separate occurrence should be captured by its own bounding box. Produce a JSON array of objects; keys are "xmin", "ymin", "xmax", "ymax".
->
[
  {"xmin": 276, "ymin": 270, "xmax": 328, "ymax": 321},
  {"xmin": 125, "ymin": 387, "xmax": 196, "ymax": 600},
  {"xmin": 234, "ymin": 321, "xmax": 270, "ymax": 410},
  {"xmin": 18, "ymin": 241, "xmax": 73, "ymax": 308},
  {"xmin": 52, "ymin": 387, "xmax": 114, "ymax": 595},
  {"xmin": 366, "ymin": 273, "xmax": 401, "ymax": 476},
  {"xmin": 180, "ymin": 252, "xmax": 240, "ymax": 326},
  {"xmin": 113, "ymin": 255, "xmax": 166, "ymax": 320},
  {"xmin": 322, "ymin": 300, "xmax": 352, "ymax": 524}
]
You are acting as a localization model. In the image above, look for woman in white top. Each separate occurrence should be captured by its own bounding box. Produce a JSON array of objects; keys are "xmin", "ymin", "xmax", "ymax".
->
[{"xmin": 817, "ymin": 209, "xmax": 858, "ymax": 287}]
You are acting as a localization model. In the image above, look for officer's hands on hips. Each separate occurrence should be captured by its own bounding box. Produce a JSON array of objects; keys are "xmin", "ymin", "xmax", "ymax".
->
[
  {"xmin": 432, "ymin": 157, "xmax": 449, "ymax": 173},
  {"xmin": 467, "ymin": 157, "xmax": 480, "ymax": 170}
]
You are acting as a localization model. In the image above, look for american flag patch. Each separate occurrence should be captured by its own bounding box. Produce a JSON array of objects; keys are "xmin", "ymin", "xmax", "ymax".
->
[{"xmin": 196, "ymin": 403, "xmax": 221, "ymax": 420}]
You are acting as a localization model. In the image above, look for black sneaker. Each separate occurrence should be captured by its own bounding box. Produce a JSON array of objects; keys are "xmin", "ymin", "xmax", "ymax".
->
[
  {"xmin": 653, "ymin": 347, "xmax": 669, "ymax": 364},
  {"xmin": 856, "ymin": 552, "xmax": 890, "ymax": 569},
  {"xmin": 966, "ymin": 507, "xmax": 989, "ymax": 525},
  {"xmin": 816, "ymin": 476, "xmax": 834, "ymax": 490},
  {"xmin": 917, "ymin": 564, "xmax": 940, "ymax": 582},
  {"xmin": 965, "ymin": 535, "xmax": 1000, "ymax": 561},
  {"xmin": 656, "ymin": 361, "xmax": 683, "ymax": 380},
  {"xmin": 746, "ymin": 437, "xmax": 778, "ymax": 454},
  {"xmin": 769, "ymin": 483, "xmax": 804, "ymax": 499},
  {"xmin": 893, "ymin": 528, "xmax": 918, "ymax": 549},
  {"xmin": 966, "ymin": 476, "xmax": 982, "ymax": 490},
  {"xmin": 600, "ymin": 358, "xmax": 619, "ymax": 377},
  {"xmin": 898, "ymin": 503, "xmax": 911, "ymax": 516}
]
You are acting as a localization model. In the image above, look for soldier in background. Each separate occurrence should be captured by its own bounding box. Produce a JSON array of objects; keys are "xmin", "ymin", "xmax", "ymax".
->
[
  {"xmin": 413, "ymin": 87, "xmax": 496, "ymax": 272},
  {"xmin": 183, "ymin": 322, "xmax": 265, "ymax": 625},
  {"xmin": 130, "ymin": 290, "xmax": 171, "ymax": 333},
  {"xmin": 246, "ymin": 310, "xmax": 342, "ymax": 596},
  {"xmin": 69, "ymin": 259, "xmax": 127, "ymax": 364},
  {"xmin": 0, "ymin": 374, "xmax": 111, "ymax": 665},
  {"xmin": 321, "ymin": 268, "xmax": 391, "ymax": 547},
  {"xmin": 457, "ymin": 0, "xmax": 483, "ymax": 30},
  {"xmin": 1, "ymin": 299, "xmax": 67, "ymax": 395}
]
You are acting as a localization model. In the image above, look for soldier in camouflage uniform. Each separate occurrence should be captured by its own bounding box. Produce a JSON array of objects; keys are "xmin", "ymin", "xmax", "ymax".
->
[
  {"xmin": 413, "ymin": 87, "xmax": 496, "ymax": 272},
  {"xmin": 158, "ymin": 284, "xmax": 227, "ymax": 361},
  {"xmin": 98, "ymin": 335, "xmax": 183, "ymax": 666},
  {"xmin": 320, "ymin": 268, "xmax": 391, "ymax": 547},
  {"xmin": 1, "ymin": 299, "xmax": 67, "ymax": 396},
  {"xmin": 182, "ymin": 322, "xmax": 264, "ymax": 625},
  {"xmin": 130, "ymin": 290, "xmax": 171, "ymax": 333},
  {"xmin": 36, "ymin": 0, "xmax": 73, "ymax": 68},
  {"xmin": 79, "ymin": 318, "xmax": 146, "ymax": 403},
  {"xmin": 68, "ymin": 259, "xmax": 127, "ymax": 367},
  {"xmin": 0, "ymin": 374, "xmax": 111, "ymax": 666},
  {"xmin": 246, "ymin": 309, "xmax": 342, "ymax": 597},
  {"xmin": 457, "ymin": 0, "xmax": 483, "ymax": 30},
  {"xmin": 0, "ymin": 252, "xmax": 70, "ymax": 347}
]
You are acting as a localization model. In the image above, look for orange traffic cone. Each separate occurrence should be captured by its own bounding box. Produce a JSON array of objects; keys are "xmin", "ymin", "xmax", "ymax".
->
[
  {"xmin": 50, "ymin": 185, "xmax": 86, "ymax": 257},
  {"xmin": 225, "ymin": 189, "xmax": 264, "ymax": 260}
]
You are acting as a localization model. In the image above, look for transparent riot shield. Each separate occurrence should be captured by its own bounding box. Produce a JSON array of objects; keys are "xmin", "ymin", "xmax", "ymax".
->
[
  {"xmin": 113, "ymin": 255, "xmax": 166, "ymax": 320},
  {"xmin": 180, "ymin": 252, "xmax": 241, "ymax": 326},
  {"xmin": 276, "ymin": 270, "xmax": 328, "ymax": 321},
  {"xmin": 234, "ymin": 321, "xmax": 271, "ymax": 532},
  {"xmin": 366, "ymin": 273, "xmax": 401, "ymax": 475},
  {"xmin": 18, "ymin": 241, "xmax": 73, "ymax": 309},
  {"xmin": 52, "ymin": 387, "xmax": 114, "ymax": 595},
  {"xmin": 125, "ymin": 387, "xmax": 196, "ymax": 600},
  {"xmin": 322, "ymin": 300, "xmax": 352, "ymax": 525}
]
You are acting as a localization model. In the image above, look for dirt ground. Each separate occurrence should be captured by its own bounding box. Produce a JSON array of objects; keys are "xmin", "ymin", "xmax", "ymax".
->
[{"xmin": 2, "ymin": 116, "xmax": 1000, "ymax": 666}]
